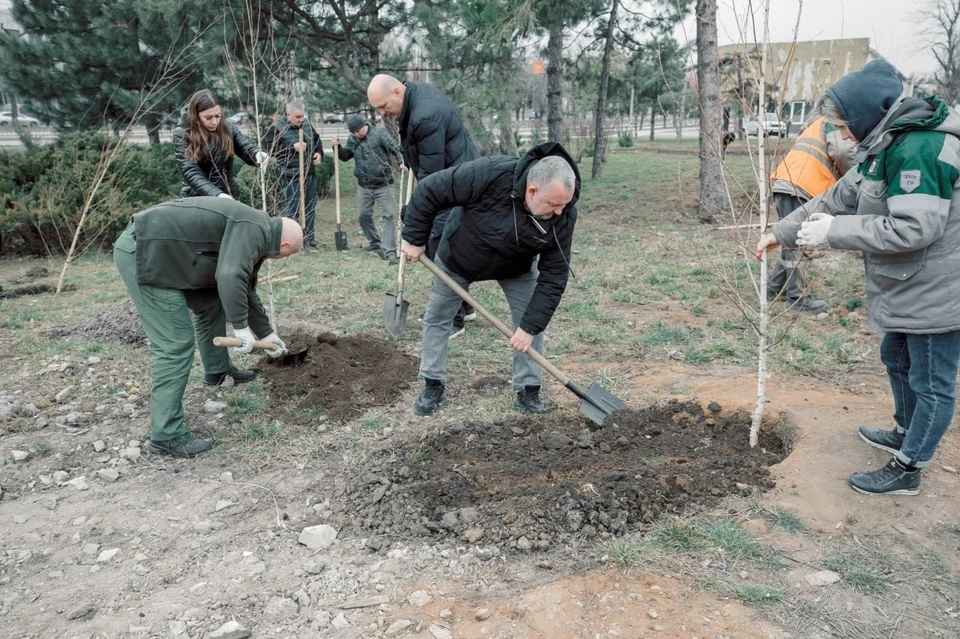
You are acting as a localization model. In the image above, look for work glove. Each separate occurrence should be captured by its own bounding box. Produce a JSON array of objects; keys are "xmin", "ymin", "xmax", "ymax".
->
[
  {"xmin": 255, "ymin": 150, "xmax": 269, "ymax": 167},
  {"xmin": 797, "ymin": 212, "xmax": 834, "ymax": 247},
  {"xmin": 217, "ymin": 193, "xmax": 234, "ymax": 200},
  {"xmin": 232, "ymin": 327, "xmax": 256, "ymax": 354},
  {"xmin": 260, "ymin": 332, "xmax": 287, "ymax": 358}
]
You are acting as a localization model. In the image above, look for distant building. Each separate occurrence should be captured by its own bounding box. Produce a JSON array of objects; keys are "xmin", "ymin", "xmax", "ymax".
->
[
  {"xmin": 0, "ymin": 0, "xmax": 18, "ymax": 35},
  {"xmin": 718, "ymin": 38, "xmax": 899, "ymax": 135}
]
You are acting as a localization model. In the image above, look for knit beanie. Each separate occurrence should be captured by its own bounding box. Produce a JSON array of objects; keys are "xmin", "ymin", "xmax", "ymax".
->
[
  {"xmin": 825, "ymin": 60, "xmax": 903, "ymax": 142},
  {"xmin": 346, "ymin": 115, "xmax": 366, "ymax": 132}
]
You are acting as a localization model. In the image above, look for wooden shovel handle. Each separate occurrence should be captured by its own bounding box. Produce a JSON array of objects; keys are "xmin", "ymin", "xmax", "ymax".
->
[
  {"xmin": 417, "ymin": 255, "xmax": 571, "ymax": 386},
  {"xmin": 298, "ymin": 129, "xmax": 306, "ymax": 231},
  {"xmin": 213, "ymin": 336, "xmax": 282, "ymax": 352},
  {"xmin": 334, "ymin": 142, "xmax": 341, "ymax": 225},
  {"xmin": 395, "ymin": 170, "xmax": 416, "ymax": 301}
]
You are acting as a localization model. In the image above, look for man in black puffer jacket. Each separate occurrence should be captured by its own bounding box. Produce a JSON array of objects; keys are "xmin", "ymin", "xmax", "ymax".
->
[
  {"xmin": 400, "ymin": 143, "xmax": 580, "ymax": 416},
  {"xmin": 263, "ymin": 100, "xmax": 324, "ymax": 248},
  {"xmin": 368, "ymin": 74, "xmax": 480, "ymax": 335}
]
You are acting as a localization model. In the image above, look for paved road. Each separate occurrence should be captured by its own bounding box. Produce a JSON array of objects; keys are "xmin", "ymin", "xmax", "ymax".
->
[{"xmin": 0, "ymin": 121, "xmax": 705, "ymax": 149}]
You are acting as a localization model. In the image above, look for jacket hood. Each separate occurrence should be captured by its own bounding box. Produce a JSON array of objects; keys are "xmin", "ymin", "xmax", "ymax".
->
[
  {"xmin": 510, "ymin": 142, "xmax": 582, "ymax": 209},
  {"xmin": 855, "ymin": 95, "xmax": 960, "ymax": 162},
  {"xmin": 826, "ymin": 60, "xmax": 903, "ymax": 143}
]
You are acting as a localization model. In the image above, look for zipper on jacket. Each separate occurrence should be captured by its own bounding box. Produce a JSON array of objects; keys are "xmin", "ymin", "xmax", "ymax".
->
[{"xmin": 194, "ymin": 249, "xmax": 219, "ymax": 265}]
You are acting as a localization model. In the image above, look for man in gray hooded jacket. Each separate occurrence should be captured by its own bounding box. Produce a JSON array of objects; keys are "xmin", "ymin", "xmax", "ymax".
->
[
  {"xmin": 757, "ymin": 60, "xmax": 960, "ymax": 496},
  {"xmin": 333, "ymin": 115, "xmax": 404, "ymax": 263}
]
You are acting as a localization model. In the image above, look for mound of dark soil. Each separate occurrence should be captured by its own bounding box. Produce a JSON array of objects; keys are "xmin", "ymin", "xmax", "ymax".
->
[
  {"xmin": 256, "ymin": 331, "xmax": 418, "ymax": 422},
  {"xmin": 333, "ymin": 400, "xmax": 790, "ymax": 549},
  {"xmin": 52, "ymin": 298, "xmax": 145, "ymax": 343}
]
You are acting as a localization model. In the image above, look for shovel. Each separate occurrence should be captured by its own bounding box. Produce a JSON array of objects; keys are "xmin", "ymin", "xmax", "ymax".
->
[
  {"xmin": 333, "ymin": 142, "xmax": 348, "ymax": 251},
  {"xmin": 417, "ymin": 255, "xmax": 627, "ymax": 426},
  {"xmin": 383, "ymin": 170, "xmax": 415, "ymax": 336},
  {"xmin": 212, "ymin": 336, "xmax": 309, "ymax": 366},
  {"xmin": 297, "ymin": 129, "xmax": 307, "ymax": 241}
]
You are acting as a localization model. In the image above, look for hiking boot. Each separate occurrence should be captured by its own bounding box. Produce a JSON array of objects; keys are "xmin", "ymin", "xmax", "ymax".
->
[
  {"xmin": 449, "ymin": 318, "xmax": 466, "ymax": 341},
  {"xmin": 848, "ymin": 458, "xmax": 921, "ymax": 496},
  {"xmin": 203, "ymin": 367, "xmax": 256, "ymax": 387},
  {"xmin": 363, "ymin": 243, "xmax": 382, "ymax": 252},
  {"xmin": 515, "ymin": 385, "xmax": 550, "ymax": 414},
  {"xmin": 308, "ymin": 239, "xmax": 319, "ymax": 248},
  {"xmin": 858, "ymin": 426, "xmax": 905, "ymax": 455},
  {"xmin": 463, "ymin": 305, "xmax": 477, "ymax": 321},
  {"xmin": 787, "ymin": 296, "xmax": 826, "ymax": 312},
  {"xmin": 414, "ymin": 379, "xmax": 446, "ymax": 416},
  {"xmin": 148, "ymin": 433, "xmax": 213, "ymax": 458}
]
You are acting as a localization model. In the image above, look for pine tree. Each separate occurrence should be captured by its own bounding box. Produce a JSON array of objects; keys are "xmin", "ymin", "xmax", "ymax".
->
[{"xmin": 0, "ymin": 0, "xmax": 210, "ymax": 139}]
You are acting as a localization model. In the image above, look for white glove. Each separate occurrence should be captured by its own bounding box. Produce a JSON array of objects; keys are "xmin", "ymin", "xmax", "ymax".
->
[
  {"xmin": 797, "ymin": 212, "xmax": 834, "ymax": 247},
  {"xmin": 232, "ymin": 327, "xmax": 256, "ymax": 354},
  {"xmin": 260, "ymin": 332, "xmax": 287, "ymax": 358},
  {"xmin": 255, "ymin": 150, "xmax": 269, "ymax": 167},
  {"xmin": 217, "ymin": 193, "xmax": 234, "ymax": 199}
]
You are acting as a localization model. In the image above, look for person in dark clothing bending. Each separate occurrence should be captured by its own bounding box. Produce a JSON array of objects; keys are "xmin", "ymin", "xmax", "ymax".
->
[
  {"xmin": 368, "ymin": 74, "xmax": 479, "ymax": 337},
  {"xmin": 400, "ymin": 143, "xmax": 579, "ymax": 416}
]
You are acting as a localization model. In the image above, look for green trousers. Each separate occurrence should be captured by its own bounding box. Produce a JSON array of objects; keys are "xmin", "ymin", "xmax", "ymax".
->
[{"xmin": 114, "ymin": 226, "xmax": 233, "ymax": 441}]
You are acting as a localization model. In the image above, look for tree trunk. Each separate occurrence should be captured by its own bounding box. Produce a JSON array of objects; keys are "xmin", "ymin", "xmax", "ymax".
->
[
  {"xmin": 591, "ymin": 0, "xmax": 619, "ymax": 180},
  {"xmin": 695, "ymin": 0, "xmax": 726, "ymax": 222},
  {"xmin": 649, "ymin": 98, "xmax": 657, "ymax": 141},
  {"xmin": 547, "ymin": 19, "xmax": 564, "ymax": 144}
]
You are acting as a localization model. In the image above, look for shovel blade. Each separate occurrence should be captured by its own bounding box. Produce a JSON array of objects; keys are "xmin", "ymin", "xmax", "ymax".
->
[
  {"xmin": 335, "ymin": 230, "xmax": 348, "ymax": 251},
  {"xmin": 383, "ymin": 293, "xmax": 409, "ymax": 337},
  {"xmin": 577, "ymin": 383, "xmax": 628, "ymax": 426}
]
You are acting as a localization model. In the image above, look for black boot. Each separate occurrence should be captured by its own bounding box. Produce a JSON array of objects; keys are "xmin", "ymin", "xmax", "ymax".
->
[
  {"xmin": 203, "ymin": 367, "xmax": 256, "ymax": 387},
  {"xmin": 148, "ymin": 433, "xmax": 213, "ymax": 458},
  {"xmin": 515, "ymin": 385, "xmax": 550, "ymax": 414},
  {"xmin": 414, "ymin": 379, "xmax": 446, "ymax": 416}
]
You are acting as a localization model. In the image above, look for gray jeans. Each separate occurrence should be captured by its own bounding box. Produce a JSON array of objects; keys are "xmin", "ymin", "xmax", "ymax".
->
[
  {"xmin": 358, "ymin": 184, "xmax": 397, "ymax": 254},
  {"xmin": 420, "ymin": 257, "xmax": 544, "ymax": 392}
]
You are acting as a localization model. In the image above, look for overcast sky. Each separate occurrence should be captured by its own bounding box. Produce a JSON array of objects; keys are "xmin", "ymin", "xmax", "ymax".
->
[{"xmin": 679, "ymin": 0, "xmax": 936, "ymax": 77}]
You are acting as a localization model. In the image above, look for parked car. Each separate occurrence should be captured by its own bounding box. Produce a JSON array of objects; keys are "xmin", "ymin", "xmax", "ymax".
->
[
  {"xmin": 322, "ymin": 113, "xmax": 343, "ymax": 124},
  {"xmin": 743, "ymin": 112, "xmax": 787, "ymax": 137},
  {"xmin": 0, "ymin": 112, "xmax": 41, "ymax": 127}
]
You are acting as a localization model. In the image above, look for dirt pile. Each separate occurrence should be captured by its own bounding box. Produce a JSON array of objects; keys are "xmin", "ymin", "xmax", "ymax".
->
[
  {"xmin": 256, "ymin": 331, "xmax": 419, "ymax": 422},
  {"xmin": 333, "ymin": 400, "xmax": 790, "ymax": 549},
  {"xmin": 53, "ymin": 298, "xmax": 145, "ymax": 345}
]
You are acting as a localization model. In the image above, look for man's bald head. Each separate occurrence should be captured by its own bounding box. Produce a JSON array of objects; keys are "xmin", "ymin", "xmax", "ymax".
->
[
  {"xmin": 276, "ymin": 217, "xmax": 303, "ymax": 257},
  {"xmin": 367, "ymin": 74, "xmax": 406, "ymax": 119}
]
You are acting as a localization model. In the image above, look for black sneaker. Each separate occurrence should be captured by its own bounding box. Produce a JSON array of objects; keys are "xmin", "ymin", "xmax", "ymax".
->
[
  {"xmin": 414, "ymin": 380, "xmax": 446, "ymax": 416},
  {"xmin": 449, "ymin": 319, "xmax": 466, "ymax": 341},
  {"xmin": 386, "ymin": 252, "xmax": 400, "ymax": 266},
  {"xmin": 203, "ymin": 367, "xmax": 256, "ymax": 387},
  {"xmin": 148, "ymin": 433, "xmax": 213, "ymax": 458},
  {"xmin": 515, "ymin": 385, "xmax": 550, "ymax": 414},
  {"xmin": 787, "ymin": 297, "xmax": 827, "ymax": 312},
  {"xmin": 858, "ymin": 426, "xmax": 905, "ymax": 455},
  {"xmin": 848, "ymin": 458, "xmax": 921, "ymax": 496},
  {"xmin": 463, "ymin": 305, "xmax": 477, "ymax": 321},
  {"xmin": 363, "ymin": 243, "xmax": 382, "ymax": 252}
]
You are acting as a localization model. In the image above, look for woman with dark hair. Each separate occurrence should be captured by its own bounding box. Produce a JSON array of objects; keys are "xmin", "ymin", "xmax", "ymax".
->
[{"xmin": 172, "ymin": 89, "xmax": 268, "ymax": 199}]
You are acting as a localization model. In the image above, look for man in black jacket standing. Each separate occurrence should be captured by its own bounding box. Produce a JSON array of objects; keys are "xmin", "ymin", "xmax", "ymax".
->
[
  {"xmin": 400, "ymin": 143, "xmax": 579, "ymax": 416},
  {"xmin": 263, "ymin": 100, "xmax": 324, "ymax": 248},
  {"xmin": 367, "ymin": 74, "xmax": 480, "ymax": 337}
]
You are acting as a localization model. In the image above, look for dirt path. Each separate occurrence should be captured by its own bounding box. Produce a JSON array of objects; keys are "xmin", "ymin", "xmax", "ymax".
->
[{"xmin": 2, "ymin": 334, "xmax": 959, "ymax": 638}]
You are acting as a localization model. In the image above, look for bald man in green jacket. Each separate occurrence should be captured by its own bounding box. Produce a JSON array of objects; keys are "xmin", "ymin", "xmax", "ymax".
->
[{"xmin": 114, "ymin": 197, "xmax": 302, "ymax": 458}]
